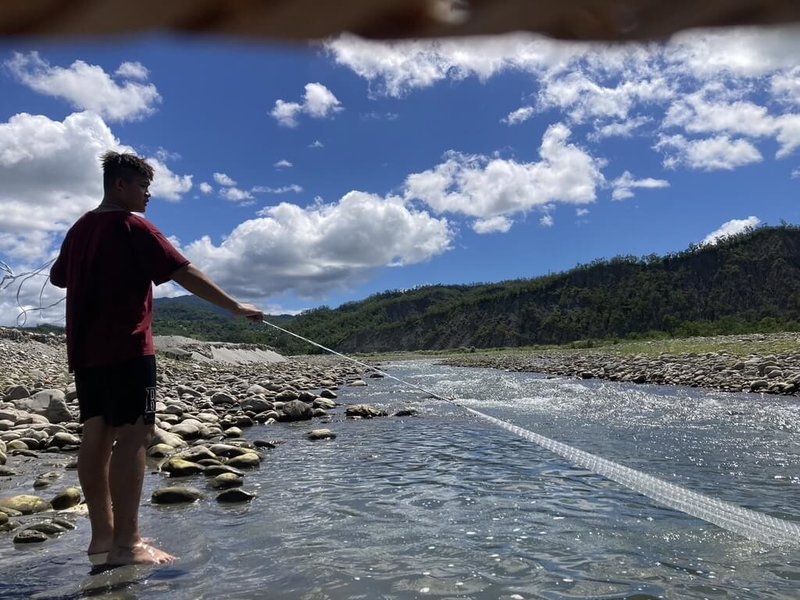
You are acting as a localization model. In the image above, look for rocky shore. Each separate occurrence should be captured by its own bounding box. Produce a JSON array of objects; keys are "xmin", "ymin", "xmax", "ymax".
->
[
  {"xmin": 439, "ymin": 332, "xmax": 800, "ymax": 396},
  {"xmin": 0, "ymin": 327, "xmax": 403, "ymax": 551}
]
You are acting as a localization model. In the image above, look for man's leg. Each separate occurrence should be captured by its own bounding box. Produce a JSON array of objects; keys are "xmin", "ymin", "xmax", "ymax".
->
[
  {"xmin": 105, "ymin": 418, "xmax": 174, "ymax": 565},
  {"xmin": 77, "ymin": 416, "xmax": 115, "ymax": 556}
]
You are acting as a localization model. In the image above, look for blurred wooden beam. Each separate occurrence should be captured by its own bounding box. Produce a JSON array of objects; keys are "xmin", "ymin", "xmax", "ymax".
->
[{"xmin": 2, "ymin": 0, "xmax": 800, "ymax": 42}]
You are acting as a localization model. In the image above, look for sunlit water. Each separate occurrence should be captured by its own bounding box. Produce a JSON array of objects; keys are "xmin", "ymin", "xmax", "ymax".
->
[{"xmin": 2, "ymin": 361, "xmax": 799, "ymax": 599}]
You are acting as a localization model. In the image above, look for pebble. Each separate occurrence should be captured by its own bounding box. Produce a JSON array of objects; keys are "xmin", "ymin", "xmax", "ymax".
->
[
  {"xmin": 307, "ymin": 429, "xmax": 336, "ymax": 441},
  {"xmin": 216, "ymin": 489, "xmax": 256, "ymax": 503},
  {"xmin": 14, "ymin": 529, "xmax": 49, "ymax": 544},
  {"xmin": 210, "ymin": 472, "xmax": 244, "ymax": 490},
  {"xmin": 151, "ymin": 486, "xmax": 205, "ymax": 504},
  {"xmin": 0, "ymin": 495, "xmax": 52, "ymax": 514},
  {"xmin": 50, "ymin": 487, "xmax": 82, "ymax": 510},
  {"xmin": 226, "ymin": 453, "xmax": 261, "ymax": 469}
]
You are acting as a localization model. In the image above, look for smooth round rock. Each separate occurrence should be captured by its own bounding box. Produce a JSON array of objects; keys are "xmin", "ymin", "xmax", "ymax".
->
[
  {"xmin": 210, "ymin": 472, "xmax": 244, "ymax": 490},
  {"xmin": 51, "ymin": 517, "xmax": 76, "ymax": 530},
  {"xmin": 162, "ymin": 457, "xmax": 205, "ymax": 477},
  {"xmin": 7, "ymin": 440, "xmax": 29, "ymax": 451},
  {"xmin": 209, "ymin": 444, "xmax": 249, "ymax": 458},
  {"xmin": 313, "ymin": 398, "xmax": 337, "ymax": 410},
  {"xmin": 0, "ymin": 495, "xmax": 52, "ymax": 514},
  {"xmin": 203, "ymin": 464, "xmax": 244, "ymax": 477},
  {"xmin": 151, "ymin": 486, "xmax": 205, "ymax": 504},
  {"xmin": 50, "ymin": 432, "xmax": 81, "ymax": 448},
  {"xmin": 177, "ymin": 447, "xmax": 218, "ymax": 463},
  {"xmin": 223, "ymin": 427, "xmax": 242, "ymax": 438},
  {"xmin": 147, "ymin": 443, "xmax": 174, "ymax": 458},
  {"xmin": 345, "ymin": 404, "xmax": 387, "ymax": 418},
  {"xmin": 226, "ymin": 453, "xmax": 261, "ymax": 469},
  {"xmin": 307, "ymin": 429, "xmax": 336, "ymax": 441},
  {"xmin": 14, "ymin": 529, "xmax": 48, "ymax": 544},
  {"xmin": 25, "ymin": 521, "xmax": 69, "ymax": 535},
  {"xmin": 50, "ymin": 487, "xmax": 82, "ymax": 510},
  {"xmin": 216, "ymin": 489, "xmax": 256, "ymax": 503}
]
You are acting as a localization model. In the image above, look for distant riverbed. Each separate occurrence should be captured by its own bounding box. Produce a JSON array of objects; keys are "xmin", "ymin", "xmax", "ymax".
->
[{"xmin": 435, "ymin": 332, "xmax": 800, "ymax": 397}]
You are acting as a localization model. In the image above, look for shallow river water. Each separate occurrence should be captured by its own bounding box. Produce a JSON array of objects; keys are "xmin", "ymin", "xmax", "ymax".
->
[{"xmin": 2, "ymin": 361, "xmax": 799, "ymax": 599}]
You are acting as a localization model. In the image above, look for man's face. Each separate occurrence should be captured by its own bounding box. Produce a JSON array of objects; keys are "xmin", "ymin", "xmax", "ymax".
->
[{"xmin": 119, "ymin": 176, "xmax": 151, "ymax": 213}]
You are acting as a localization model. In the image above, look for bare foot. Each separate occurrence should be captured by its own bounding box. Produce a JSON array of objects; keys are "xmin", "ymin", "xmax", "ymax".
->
[
  {"xmin": 106, "ymin": 542, "xmax": 176, "ymax": 566},
  {"xmin": 88, "ymin": 536, "xmax": 154, "ymax": 558},
  {"xmin": 87, "ymin": 534, "xmax": 113, "ymax": 556}
]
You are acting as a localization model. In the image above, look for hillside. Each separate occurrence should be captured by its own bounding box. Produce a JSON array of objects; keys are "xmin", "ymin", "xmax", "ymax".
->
[{"xmin": 152, "ymin": 225, "xmax": 800, "ymax": 354}]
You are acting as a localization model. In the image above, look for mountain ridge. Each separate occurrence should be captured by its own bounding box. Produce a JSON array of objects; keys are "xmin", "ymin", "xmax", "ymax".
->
[{"xmin": 152, "ymin": 225, "xmax": 800, "ymax": 354}]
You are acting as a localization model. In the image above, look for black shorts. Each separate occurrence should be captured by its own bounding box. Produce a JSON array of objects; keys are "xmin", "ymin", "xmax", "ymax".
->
[{"xmin": 74, "ymin": 355, "xmax": 157, "ymax": 426}]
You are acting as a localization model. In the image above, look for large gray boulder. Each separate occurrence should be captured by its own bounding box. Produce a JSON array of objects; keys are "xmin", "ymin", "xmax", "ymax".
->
[
  {"xmin": 278, "ymin": 400, "xmax": 312, "ymax": 421},
  {"xmin": 14, "ymin": 390, "xmax": 71, "ymax": 424}
]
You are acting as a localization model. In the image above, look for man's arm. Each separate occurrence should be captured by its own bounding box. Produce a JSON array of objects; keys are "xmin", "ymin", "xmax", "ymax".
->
[
  {"xmin": 170, "ymin": 264, "xmax": 263, "ymax": 321},
  {"xmin": 50, "ymin": 254, "xmax": 67, "ymax": 288}
]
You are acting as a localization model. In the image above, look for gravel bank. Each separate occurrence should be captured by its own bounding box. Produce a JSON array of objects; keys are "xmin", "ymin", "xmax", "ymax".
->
[{"xmin": 439, "ymin": 333, "xmax": 800, "ymax": 396}]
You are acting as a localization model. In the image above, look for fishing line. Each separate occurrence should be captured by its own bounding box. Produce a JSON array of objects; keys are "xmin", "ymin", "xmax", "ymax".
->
[
  {"xmin": 262, "ymin": 318, "xmax": 800, "ymax": 547},
  {"xmin": 0, "ymin": 258, "xmax": 64, "ymax": 326}
]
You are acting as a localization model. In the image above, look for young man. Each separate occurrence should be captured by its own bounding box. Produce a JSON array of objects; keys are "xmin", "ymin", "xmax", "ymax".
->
[{"xmin": 50, "ymin": 151, "xmax": 263, "ymax": 566}]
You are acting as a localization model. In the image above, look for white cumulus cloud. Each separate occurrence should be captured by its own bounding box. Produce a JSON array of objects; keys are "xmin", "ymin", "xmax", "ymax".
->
[
  {"xmin": 199, "ymin": 182, "xmax": 213, "ymax": 194},
  {"xmin": 6, "ymin": 52, "xmax": 161, "ymax": 122},
  {"xmin": 702, "ymin": 216, "xmax": 761, "ymax": 245},
  {"xmin": 473, "ymin": 216, "xmax": 513, "ymax": 234},
  {"xmin": 182, "ymin": 192, "xmax": 452, "ymax": 298},
  {"xmin": 220, "ymin": 187, "xmax": 254, "ymax": 204},
  {"xmin": 655, "ymin": 134, "xmax": 763, "ymax": 171},
  {"xmin": 213, "ymin": 172, "xmax": 236, "ymax": 186},
  {"xmin": 274, "ymin": 159, "xmax": 293, "ymax": 169},
  {"xmin": 0, "ymin": 110, "xmax": 192, "ymax": 263},
  {"xmin": 611, "ymin": 171, "xmax": 670, "ymax": 201},
  {"xmin": 115, "ymin": 61, "xmax": 149, "ymax": 80},
  {"xmin": 148, "ymin": 158, "xmax": 193, "ymax": 202},
  {"xmin": 271, "ymin": 83, "xmax": 342, "ymax": 127},
  {"xmin": 404, "ymin": 123, "xmax": 604, "ymax": 230},
  {"xmin": 502, "ymin": 106, "xmax": 535, "ymax": 125},
  {"xmin": 252, "ymin": 185, "xmax": 303, "ymax": 194},
  {"xmin": 327, "ymin": 27, "xmax": 800, "ymax": 176},
  {"xmin": 326, "ymin": 33, "xmax": 587, "ymax": 97},
  {"xmin": 771, "ymin": 67, "xmax": 800, "ymax": 106}
]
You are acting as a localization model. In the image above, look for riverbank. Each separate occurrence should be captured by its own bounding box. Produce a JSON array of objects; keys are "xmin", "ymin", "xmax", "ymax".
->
[
  {"xmin": 435, "ymin": 332, "xmax": 800, "ymax": 396},
  {"xmin": 0, "ymin": 327, "xmax": 400, "ymax": 554}
]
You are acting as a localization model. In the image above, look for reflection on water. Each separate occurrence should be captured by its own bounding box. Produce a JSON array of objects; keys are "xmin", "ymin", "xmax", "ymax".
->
[{"xmin": 2, "ymin": 361, "xmax": 799, "ymax": 599}]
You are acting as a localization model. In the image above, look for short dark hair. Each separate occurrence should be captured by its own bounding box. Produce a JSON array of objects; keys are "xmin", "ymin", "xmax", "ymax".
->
[{"xmin": 101, "ymin": 151, "xmax": 154, "ymax": 191}]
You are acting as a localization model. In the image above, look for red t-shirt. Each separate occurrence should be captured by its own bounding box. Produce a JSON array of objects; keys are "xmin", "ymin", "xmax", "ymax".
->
[{"xmin": 50, "ymin": 211, "xmax": 189, "ymax": 370}]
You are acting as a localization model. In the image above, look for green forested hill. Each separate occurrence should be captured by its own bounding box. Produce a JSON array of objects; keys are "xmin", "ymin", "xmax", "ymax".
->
[{"xmin": 153, "ymin": 225, "xmax": 800, "ymax": 354}]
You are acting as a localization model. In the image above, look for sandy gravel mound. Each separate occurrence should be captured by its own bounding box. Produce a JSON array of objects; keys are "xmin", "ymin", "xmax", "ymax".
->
[{"xmin": 154, "ymin": 336, "xmax": 285, "ymax": 364}]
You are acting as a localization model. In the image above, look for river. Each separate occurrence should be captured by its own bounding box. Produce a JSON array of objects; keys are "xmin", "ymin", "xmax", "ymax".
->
[{"xmin": 3, "ymin": 360, "xmax": 799, "ymax": 599}]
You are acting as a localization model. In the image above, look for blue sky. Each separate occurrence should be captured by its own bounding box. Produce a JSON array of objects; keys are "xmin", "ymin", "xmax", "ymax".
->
[{"xmin": 1, "ymin": 27, "xmax": 799, "ymax": 325}]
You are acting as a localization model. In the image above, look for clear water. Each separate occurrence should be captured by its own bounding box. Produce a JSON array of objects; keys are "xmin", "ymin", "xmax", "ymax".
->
[{"xmin": 2, "ymin": 361, "xmax": 799, "ymax": 599}]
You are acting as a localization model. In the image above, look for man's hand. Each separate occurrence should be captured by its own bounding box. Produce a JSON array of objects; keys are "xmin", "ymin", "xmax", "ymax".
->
[
  {"xmin": 171, "ymin": 264, "xmax": 264, "ymax": 322},
  {"xmin": 233, "ymin": 302, "xmax": 264, "ymax": 322}
]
